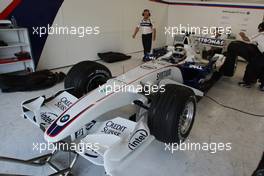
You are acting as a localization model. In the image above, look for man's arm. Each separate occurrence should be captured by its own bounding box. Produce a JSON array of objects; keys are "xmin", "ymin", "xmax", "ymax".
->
[
  {"xmin": 153, "ymin": 28, "xmax": 156, "ymax": 41},
  {"xmin": 239, "ymin": 32, "xmax": 250, "ymax": 42},
  {"xmin": 133, "ymin": 27, "xmax": 139, "ymax": 38}
]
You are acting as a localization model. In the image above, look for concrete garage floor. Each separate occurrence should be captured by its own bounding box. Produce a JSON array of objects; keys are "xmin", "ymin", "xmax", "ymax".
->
[{"xmin": 0, "ymin": 53, "xmax": 263, "ymax": 176}]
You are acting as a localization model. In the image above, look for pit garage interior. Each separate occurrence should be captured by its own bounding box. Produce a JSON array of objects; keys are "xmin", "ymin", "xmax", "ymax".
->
[{"xmin": 0, "ymin": 0, "xmax": 263, "ymax": 176}]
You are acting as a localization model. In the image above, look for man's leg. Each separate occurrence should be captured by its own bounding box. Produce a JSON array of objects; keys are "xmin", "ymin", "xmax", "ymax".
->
[
  {"xmin": 142, "ymin": 34, "xmax": 148, "ymax": 56},
  {"xmin": 221, "ymin": 41, "xmax": 259, "ymax": 76},
  {"xmin": 242, "ymin": 55, "xmax": 264, "ymax": 86},
  {"xmin": 258, "ymin": 65, "xmax": 264, "ymax": 91},
  {"xmin": 145, "ymin": 33, "xmax": 152, "ymax": 54},
  {"xmin": 243, "ymin": 63, "xmax": 258, "ymax": 85},
  {"xmin": 226, "ymin": 41, "xmax": 258, "ymax": 62},
  {"xmin": 142, "ymin": 33, "xmax": 152, "ymax": 61}
]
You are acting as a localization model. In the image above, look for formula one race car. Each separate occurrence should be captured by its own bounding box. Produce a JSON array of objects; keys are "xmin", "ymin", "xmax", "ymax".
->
[
  {"xmin": 0, "ymin": 35, "xmax": 233, "ymax": 176},
  {"xmin": 19, "ymin": 59, "xmax": 204, "ymax": 175}
]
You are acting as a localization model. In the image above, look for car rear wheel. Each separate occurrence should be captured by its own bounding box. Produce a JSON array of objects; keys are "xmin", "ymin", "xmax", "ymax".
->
[
  {"xmin": 147, "ymin": 84, "xmax": 196, "ymax": 143},
  {"xmin": 65, "ymin": 61, "xmax": 112, "ymax": 98}
]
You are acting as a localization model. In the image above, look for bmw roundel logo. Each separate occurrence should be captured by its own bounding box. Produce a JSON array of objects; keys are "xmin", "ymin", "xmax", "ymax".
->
[{"xmin": 60, "ymin": 114, "xmax": 70, "ymax": 123}]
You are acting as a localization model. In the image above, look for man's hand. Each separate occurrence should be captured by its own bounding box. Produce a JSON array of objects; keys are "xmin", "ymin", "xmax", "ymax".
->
[
  {"xmin": 133, "ymin": 27, "xmax": 139, "ymax": 39},
  {"xmin": 239, "ymin": 32, "xmax": 250, "ymax": 42},
  {"xmin": 239, "ymin": 32, "xmax": 246, "ymax": 38}
]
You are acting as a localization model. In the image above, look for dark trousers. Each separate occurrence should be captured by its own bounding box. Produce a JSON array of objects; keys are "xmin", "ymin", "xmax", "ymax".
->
[
  {"xmin": 260, "ymin": 71, "xmax": 264, "ymax": 85},
  {"xmin": 224, "ymin": 41, "xmax": 264, "ymax": 84},
  {"xmin": 142, "ymin": 33, "xmax": 152, "ymax": 56}
]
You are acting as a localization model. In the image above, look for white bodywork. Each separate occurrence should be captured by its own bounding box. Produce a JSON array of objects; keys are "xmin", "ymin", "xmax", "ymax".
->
[
  {"xmin": 21, "ymin": 36, "xmax": 226, "ymax": 174},
  {"xmin": 22, "ymin": 59, "xmax": 203, "ymax": 174}
]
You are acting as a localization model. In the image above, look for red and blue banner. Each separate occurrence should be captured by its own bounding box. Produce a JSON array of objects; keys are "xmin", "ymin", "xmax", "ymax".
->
[{"xmin": 0, "ymin": 0, "xmax": 64, "ymax": 66}]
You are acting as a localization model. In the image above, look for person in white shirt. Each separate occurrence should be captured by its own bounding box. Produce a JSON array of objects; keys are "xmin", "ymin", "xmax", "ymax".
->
[
  {"xmin": 132, "ymin": 9, "xmax": 156, "ymax": 62},
  {"xmin": 220, "ymin": 22, "xmax": 264, "ymax": 91}
]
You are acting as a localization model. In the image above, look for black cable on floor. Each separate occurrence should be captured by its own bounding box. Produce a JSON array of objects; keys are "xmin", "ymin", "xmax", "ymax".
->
[{"xmin": 204, "ymin": 95, "xmax": 264, "ymax": 118}]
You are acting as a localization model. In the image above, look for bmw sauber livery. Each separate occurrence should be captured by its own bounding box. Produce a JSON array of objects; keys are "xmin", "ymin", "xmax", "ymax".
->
[{"xmin": 19, "ymin": 34, "xmax": 227, "ymax": 175}]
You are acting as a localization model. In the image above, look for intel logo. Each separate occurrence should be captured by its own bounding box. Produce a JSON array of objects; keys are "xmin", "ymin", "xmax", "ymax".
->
[{"xmin": 128, "ymin": 129, "xmax": 148, "ymax": 150}]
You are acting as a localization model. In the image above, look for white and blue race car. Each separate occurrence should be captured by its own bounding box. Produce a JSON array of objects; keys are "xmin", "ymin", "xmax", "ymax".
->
[{"xmin": 2, "ymin": 35, "xmax": 232, "ymax": 176}]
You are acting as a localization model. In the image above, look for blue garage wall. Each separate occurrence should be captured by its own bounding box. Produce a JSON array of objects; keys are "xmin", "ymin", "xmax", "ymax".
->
[{"xmin": 8, "ymin": 0, "xmax": 64, "ymax": 66}]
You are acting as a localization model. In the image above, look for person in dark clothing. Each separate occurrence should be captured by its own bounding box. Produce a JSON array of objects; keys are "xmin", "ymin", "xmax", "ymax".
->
[
  {"xmin": 133, "ymin": 9, "xmax": 156, "ymax": 62},
  {"xmin": 252, "ymin": 152, "xmax": 264, "ymax": 176},
  {"xmin": 221, "ymin": 22, "xmax": 264, "ymax": 90}
]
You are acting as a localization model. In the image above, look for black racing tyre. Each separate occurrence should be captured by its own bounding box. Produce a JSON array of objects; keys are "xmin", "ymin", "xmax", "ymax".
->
[
  {"xmin": 148, "ymin": 84, "xmax": 196, "ymax": 144},
  {"xmin": 65, "ymin": 61, "xmax": 112, "ymax": 98}
]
